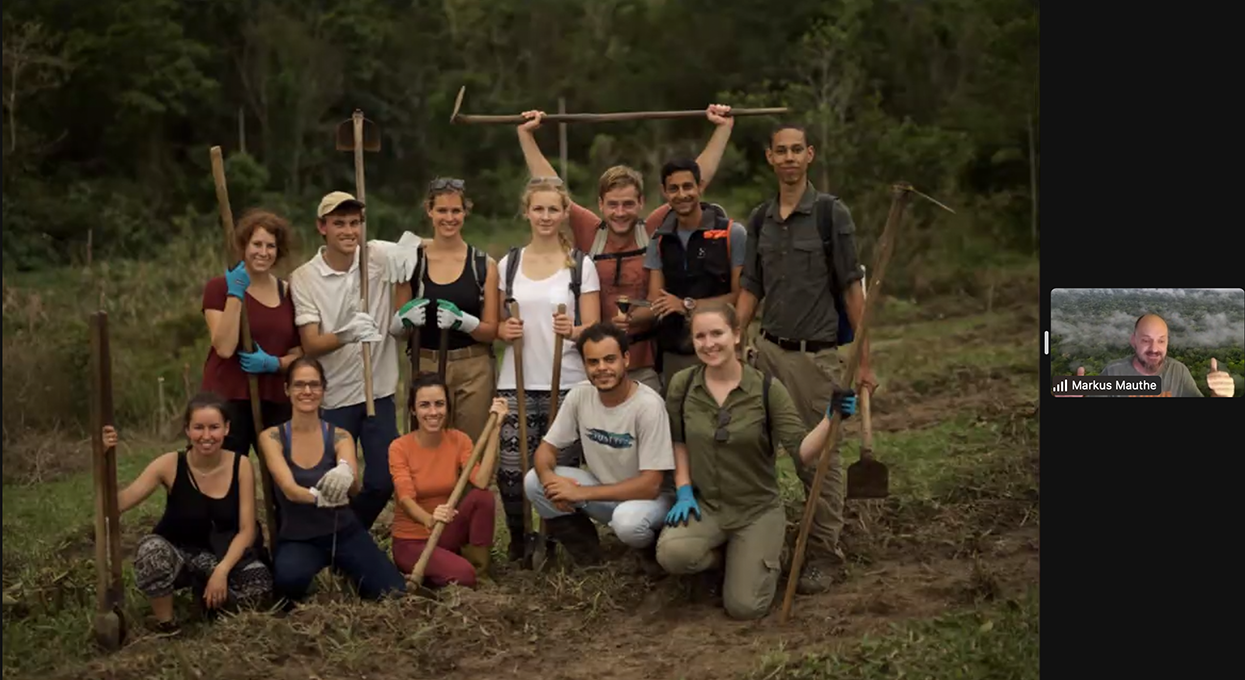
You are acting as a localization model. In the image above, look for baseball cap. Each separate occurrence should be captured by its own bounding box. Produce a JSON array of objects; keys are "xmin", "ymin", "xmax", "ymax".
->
[{"xmin": 317, "ymin": 191, "xmax": 365, "ymax": 218}]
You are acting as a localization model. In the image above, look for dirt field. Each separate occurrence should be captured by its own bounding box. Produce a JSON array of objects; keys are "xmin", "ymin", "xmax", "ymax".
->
[{"xmin": 2, "ymin": 273, "xmax": 1040, "ymax": 680}]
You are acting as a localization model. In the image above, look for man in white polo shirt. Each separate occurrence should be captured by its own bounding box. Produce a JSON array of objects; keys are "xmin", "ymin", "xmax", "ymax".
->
[{"xmin": 290, "ymin": 191, "xmax": 420, "ymax": 530}]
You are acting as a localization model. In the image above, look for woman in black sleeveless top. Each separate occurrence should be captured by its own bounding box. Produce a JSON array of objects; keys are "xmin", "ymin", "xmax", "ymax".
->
[
  {"xmin": 257, "ymin": 357, "xmax": 406, "ymax": 602},
  {"xmin": 116, "ymin": 393, "xmax": 273, "ymax": 634},
  {"xmin": 389, "ymin": 179, "xmax": 500, "ymax": 443}
]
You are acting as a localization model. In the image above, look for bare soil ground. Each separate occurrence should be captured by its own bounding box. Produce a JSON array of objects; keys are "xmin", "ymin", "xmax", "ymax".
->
[{"xmin": 4, "ymin": 286, "xmax": 1040, "ymax": 680}]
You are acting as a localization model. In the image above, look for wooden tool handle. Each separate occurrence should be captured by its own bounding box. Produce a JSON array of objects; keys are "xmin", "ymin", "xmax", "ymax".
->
[
  {"xmin": 352, "ymin": 111, "xmax": 375, "ymax": 417},
  {"xmin": 507, "ymin": 301, "xmax": 531, "ymax": 534},
  {"xmin": 438, "ymin": 327, "xmax": 450, "ymax": 379},
  {"xmin": 549, "ymin": 303, "xmax": 567, "ymax": 421},
  {"xmin": 780, "ymin": 183, "xmax": 913, "ymax": 623},
  {"xmin": 409, "ymin": 412, "xmax": 501, "ymax": 586},
  {"xmin": 210, "ymin": 145, "xmax": 280, "ymax": 547},
  {"xmin": 455, "ymin": 107, "xmax": 789, "ymax": 125},
  {"xmin": 89, "ymin": 312, "xmax": 112, "ymax": 615},
  {"xmin": 860, "ymin": 388, "xmax": 874, "ymax": 461}
]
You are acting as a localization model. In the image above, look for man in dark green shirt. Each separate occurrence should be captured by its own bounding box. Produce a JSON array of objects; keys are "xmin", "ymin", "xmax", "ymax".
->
[{"xmin": 735, "ymin": 123, "xmax": 876, "ymax": 594}]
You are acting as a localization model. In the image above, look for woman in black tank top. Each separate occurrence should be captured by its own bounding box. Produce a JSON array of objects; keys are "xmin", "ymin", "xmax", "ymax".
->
[
  {"xmin": 257, "ymin": 357, "xmax": 407, "ymax": 602},
  {"xmin": 115, "ymin": 393, "xmax": 273, "ymax": 634},
  {"xmin": 388, "ymin": 179, "xmax": 501, "ymax": 444}
]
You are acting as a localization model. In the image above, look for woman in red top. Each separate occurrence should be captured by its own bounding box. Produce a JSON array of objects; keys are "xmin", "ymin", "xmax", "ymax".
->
[
  {"xmin": 202, "ymin": 209, "xmax": 303, "ymax": 460},
  {"xmin": 389, "ymin": 372, "xmax": 506, "ymax": 587}
]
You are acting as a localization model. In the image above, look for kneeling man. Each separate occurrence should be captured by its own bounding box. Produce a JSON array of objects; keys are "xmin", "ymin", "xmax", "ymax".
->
[{"xmin": 525, "ymin": 322, "xmax": 675, "ymax": 567}]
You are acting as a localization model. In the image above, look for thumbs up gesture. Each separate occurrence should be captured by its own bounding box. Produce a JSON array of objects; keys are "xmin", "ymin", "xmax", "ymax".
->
[{"xmin": 1206, "ymin": 358, "xmax": 1235, "ymax": 398}]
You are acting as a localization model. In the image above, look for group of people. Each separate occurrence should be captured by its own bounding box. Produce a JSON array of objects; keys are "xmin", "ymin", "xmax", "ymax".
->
[{"xmin": 107, "ymin": 105, "xmax": 879, "ymax": 633}]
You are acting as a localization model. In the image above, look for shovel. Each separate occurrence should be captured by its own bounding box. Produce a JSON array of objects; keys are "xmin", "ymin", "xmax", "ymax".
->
[
  {"xmin": 335, "ymin": 110, "xmax": 381, "ymax": 416},
  {"xmin": 509, "ymin": 302, "xmax": 543, "ymax": 570},
  {"xmin": 846, "ymin": 266, "xmax": 888, "ymax": 499},
  {"xmin": 409, "ymin": 412, "xmax": 501, "ymax": 588},
  {"xmin": 90, "ymin": 311, "xmax": 125, "ymax": 651},
  {"xmin": 539, "ymin": 302, "xmax": 570, "ymax": 568}
]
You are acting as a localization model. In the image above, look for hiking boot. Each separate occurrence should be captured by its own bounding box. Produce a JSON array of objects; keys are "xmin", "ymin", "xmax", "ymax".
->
[
  {"xmin": 146, "ymin": 617, "xmax": 181, "ymax": 637},
  {"xmin": 546, "ymin": 513, "xmax": 602, "ymax": 567},
  {"xmin": 460, "ymin": 544, "xmax": 493, "ymax": 584},
  {"xmin": 635, "ymin": 542, "xmax": 666, "ymax": 579},
  {"xmin": 796, "ymin": 549, "xmax": 844, "ymax": 595},
  {"xmin": 507, "ymin": 520, "xmax": 525, "ymax": 562}
]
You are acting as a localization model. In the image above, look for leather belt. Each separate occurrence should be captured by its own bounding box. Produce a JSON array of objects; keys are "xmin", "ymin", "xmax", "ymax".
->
[
  {"xmin": 418, "ymin": 343, "xmax": 492, "ymax": 362},
  {"xmin": 760, "ymin": 330, "xmax": 836, "ymax": 353}
]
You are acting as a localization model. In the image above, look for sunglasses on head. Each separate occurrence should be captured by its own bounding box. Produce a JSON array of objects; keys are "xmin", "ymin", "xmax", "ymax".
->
[{"xmin": 429, "ymin": 177, "xmax": 465, "ymax": 191}]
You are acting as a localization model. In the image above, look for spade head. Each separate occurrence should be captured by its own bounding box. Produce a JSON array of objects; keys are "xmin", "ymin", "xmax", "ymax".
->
[
  {"xmin": 335, "ymin": 111, "xmax": 381, "ymax": 152},
  {"xmin": 616, "ymin": 295, "xmax": 632, "ymax": 315},
  {"xmin": 93, "ymin": 608, "xmax": 125, "ymax": 651},
  {"xmin": 846, "ymin": 456, "xmax": 889, "ymax": 499}
]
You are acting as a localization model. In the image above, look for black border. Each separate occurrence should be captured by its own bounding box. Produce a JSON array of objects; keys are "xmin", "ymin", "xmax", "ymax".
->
[{"xmin": 1040, "ymin": 10, "xmax": 1245, "ymax": 669}]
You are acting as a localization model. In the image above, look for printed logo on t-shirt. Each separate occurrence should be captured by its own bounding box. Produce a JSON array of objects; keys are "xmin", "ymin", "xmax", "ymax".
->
[{"xmin": 586, "ymin": 428, "xmax": 636, "ymax": 449}]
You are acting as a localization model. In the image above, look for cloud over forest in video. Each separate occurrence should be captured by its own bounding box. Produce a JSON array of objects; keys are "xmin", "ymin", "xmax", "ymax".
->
[{"xmin": 1050, "ymin": 288, "xmax": 1245, "ymax": 349}]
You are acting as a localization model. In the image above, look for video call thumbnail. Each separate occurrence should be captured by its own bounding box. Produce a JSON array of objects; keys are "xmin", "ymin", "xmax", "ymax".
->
[{"xmin": 1049, "ymin": 288, "xmax": 1244, "ymax": 398}]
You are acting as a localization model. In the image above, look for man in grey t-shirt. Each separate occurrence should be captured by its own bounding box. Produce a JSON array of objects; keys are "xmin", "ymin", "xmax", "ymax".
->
[
  {"xmin": 1074, "ymin": 314, "xmax": 1236, "ymax": 397},
  {"xmin": 526, "ymin": 323, "xmax": 676, "ymax": 568}
]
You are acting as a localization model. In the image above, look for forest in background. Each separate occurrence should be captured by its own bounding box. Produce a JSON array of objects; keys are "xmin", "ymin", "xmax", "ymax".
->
[
  {"xmin": 1049, "ymin": 288, "xmax": 1245, "ymax": 395},
  {"xmin": 3, "ymin": 0, "xmax": 1039, "ymax": 273},
  {"xmin": 2, "ymin": 0, "xmax": 1041, "ymax": 438}
]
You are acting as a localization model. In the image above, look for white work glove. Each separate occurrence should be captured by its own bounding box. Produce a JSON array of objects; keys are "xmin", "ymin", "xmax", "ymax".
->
[
  {"xmin": 390, "ymin": 298, "xmax": 430, "ymax": 337},
  {"xmin": 308, "ymin": 486, "xmax": 347, "ymax": 508},
  {"xmin": 335, "ymin": 311, "xmax": 383, "ymax": 344},
  {"xmin": 436, "ymin": 300, "xmax": 480, "ymax": 334},
  {"xmin": 313, "ymin": 460, "xmax": 354, "ymax": 506},
  {"xmin": 382, "ymin": 232, "xmax": 423, "ymax": 284}
]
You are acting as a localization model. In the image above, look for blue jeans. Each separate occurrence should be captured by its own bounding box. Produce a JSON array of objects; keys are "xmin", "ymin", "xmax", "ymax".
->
[
  {"xmin": 321, "ymin": 396, "xmax": 398, "ymax": 530},
  {"xmin": 273, "ymin": 525, "xmax": 406, "ymax": 601}
]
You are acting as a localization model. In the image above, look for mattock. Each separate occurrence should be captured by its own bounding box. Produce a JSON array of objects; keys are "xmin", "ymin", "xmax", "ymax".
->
[
  {"xmin": 449, "ymin": 86, "xmax": 788, "ymax": 124},
  {"xmin": 90, "ymin": 310, "xmax": 126, "ymax": 651},
  {"xmin": 335, "ymin": 109, "xmax": 381, "ymax": 416},
  {"xmin": 779, "ymin": 181, "xmax": 954, "ymax": 624}
]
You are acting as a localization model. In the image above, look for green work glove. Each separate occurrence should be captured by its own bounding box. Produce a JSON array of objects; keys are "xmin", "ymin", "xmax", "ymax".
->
[
  {"xmin": 436, "ymin": 299, "xmax": 480, "ymax": 334},
  {"xmin": 390, "ymin": 298, "xmax": 430, "ymax": 337}
]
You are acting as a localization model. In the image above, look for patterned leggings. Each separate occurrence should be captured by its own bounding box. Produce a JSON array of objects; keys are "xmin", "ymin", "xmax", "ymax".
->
[
  {"xmin": 496, "ymin": 389, "xmax": 582, "ymax": 531},
  {"xmin": 134, "ymin": 534, "xmax": 272, "ymax": 606}
]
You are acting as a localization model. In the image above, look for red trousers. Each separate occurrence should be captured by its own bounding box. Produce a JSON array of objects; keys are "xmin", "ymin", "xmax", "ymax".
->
[{"xmin": 392, "ymin": 487, "xmax": 495, "ymax": 588}]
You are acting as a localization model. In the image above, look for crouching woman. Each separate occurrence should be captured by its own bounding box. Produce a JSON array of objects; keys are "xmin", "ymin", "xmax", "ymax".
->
[
  {"xmin": 389, "ymin": 372, "xmax": 507, "ymax": 587},
  {"xmin": 257, "ymin": 357, "xmax": 407, "ymax": 603},
  {"xmin": 117, "ymin": 393, "xmax": 273, "ymax": 634},
  {"xmin": 656, "ymin": 302, "xmax": 856, "ymax": 620}
]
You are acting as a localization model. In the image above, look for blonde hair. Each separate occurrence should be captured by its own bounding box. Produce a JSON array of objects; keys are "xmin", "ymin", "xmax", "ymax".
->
[
  {"xmin": 522, "ymin": 179, "xmax": 575, "ymax": 268},
  {"xmin": 597, "ymin": 165, "xmax": 644, "ymax": 200}
]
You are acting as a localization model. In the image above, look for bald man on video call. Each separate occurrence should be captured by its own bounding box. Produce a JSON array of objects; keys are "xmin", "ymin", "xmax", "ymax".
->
[{"xmin": 1069, "ymin": 313, "xmax": 1236, "ymax": 397}]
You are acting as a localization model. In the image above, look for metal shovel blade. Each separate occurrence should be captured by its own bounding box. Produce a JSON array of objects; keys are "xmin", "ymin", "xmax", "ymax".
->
[
  {"xmin": 335, "ymin": 114, "xmax": 381, "ymax": 152},
  {"xmin": 847, "ymin": 453, "xmax": 889, "ymax": 499}
]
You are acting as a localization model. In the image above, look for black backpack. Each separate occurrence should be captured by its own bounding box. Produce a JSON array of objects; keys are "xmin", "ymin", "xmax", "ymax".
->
[
  {"xmin": 747, "ymin": 192, "xmax": 856, "ymax": 345},
  {"xmin": 410, "ymin": 244, "xmax": 490, "ymax": 309},
  {"xmin": 503, "ymin": 246, "xmax": 587, "ymax": 325},
  {"xmin": 674, "ymin": 364, "xmax": 774, "ymax": 447}
]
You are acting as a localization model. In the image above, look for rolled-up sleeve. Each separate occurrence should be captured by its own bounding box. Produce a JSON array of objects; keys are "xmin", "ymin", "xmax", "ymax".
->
[
  {"xmin": 290, "ymin": 269, "xmax": 322, "ymax": 328},
  {"xmin": 830, "ymin": 200, "xmax": 864, "ymax": 292},
  {"xmin": 767, "ymin": 378, "xmax": 811, "ymax": 459},
  {"xmin": 666, "ymin": 374, "xmax": 689, "ymax": 444}
]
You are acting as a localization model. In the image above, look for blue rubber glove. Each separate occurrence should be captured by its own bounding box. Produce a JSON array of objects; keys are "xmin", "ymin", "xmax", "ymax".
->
[
  {"xmin": 238, "ymin": 342, "xmax": 280, "ymax": 374},
  {"xmin": 225, "ymin": 261, "xmax": 251, "ymax": 301},
  {"xmin": 827, "ymin": 388, "xmax": 857, "ymax": 419},
  {"xmin": 664, "ymin": 485, "xmax": 701, "ymax": 527}
]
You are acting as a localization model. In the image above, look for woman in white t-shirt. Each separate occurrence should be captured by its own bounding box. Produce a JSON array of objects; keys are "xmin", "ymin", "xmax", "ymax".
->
[{"xmin": 494, "ymin": 178, "xmax": 601, "ymax": 561}]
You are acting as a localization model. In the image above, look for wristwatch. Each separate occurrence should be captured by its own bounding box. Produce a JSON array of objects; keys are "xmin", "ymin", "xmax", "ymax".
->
[{"xmin": 683, "ymin": 297, "xmax": 696, "ymax": 313}]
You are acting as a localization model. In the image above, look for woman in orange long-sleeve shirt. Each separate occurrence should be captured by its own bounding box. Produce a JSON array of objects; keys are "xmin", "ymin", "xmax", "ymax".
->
[{"xmin": 388, "ymin": 372, "xmax": 506, "ymax": 586}]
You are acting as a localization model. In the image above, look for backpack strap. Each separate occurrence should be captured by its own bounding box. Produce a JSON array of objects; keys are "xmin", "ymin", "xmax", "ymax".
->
[
  {"xmin": 503, "ymin": 246, "xmax": 521, "ymax": 305},
  {"xmin": 569, "ymin": 248, "xmax": 585, "ymax": 326},
  {"xmin": 469, "ymin": 246, "xmax": 488, "ymax": 307},
  {"xmin": 812, "ymin": 193, "xmax": 855, "ymax": 345},
  {"xmin": 588, "ymin": 223, "xmax": 610, "ymax": 257},
  {"xmin": 412, "ymin": 245, "xmax": 429, "ymax": 299}
]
